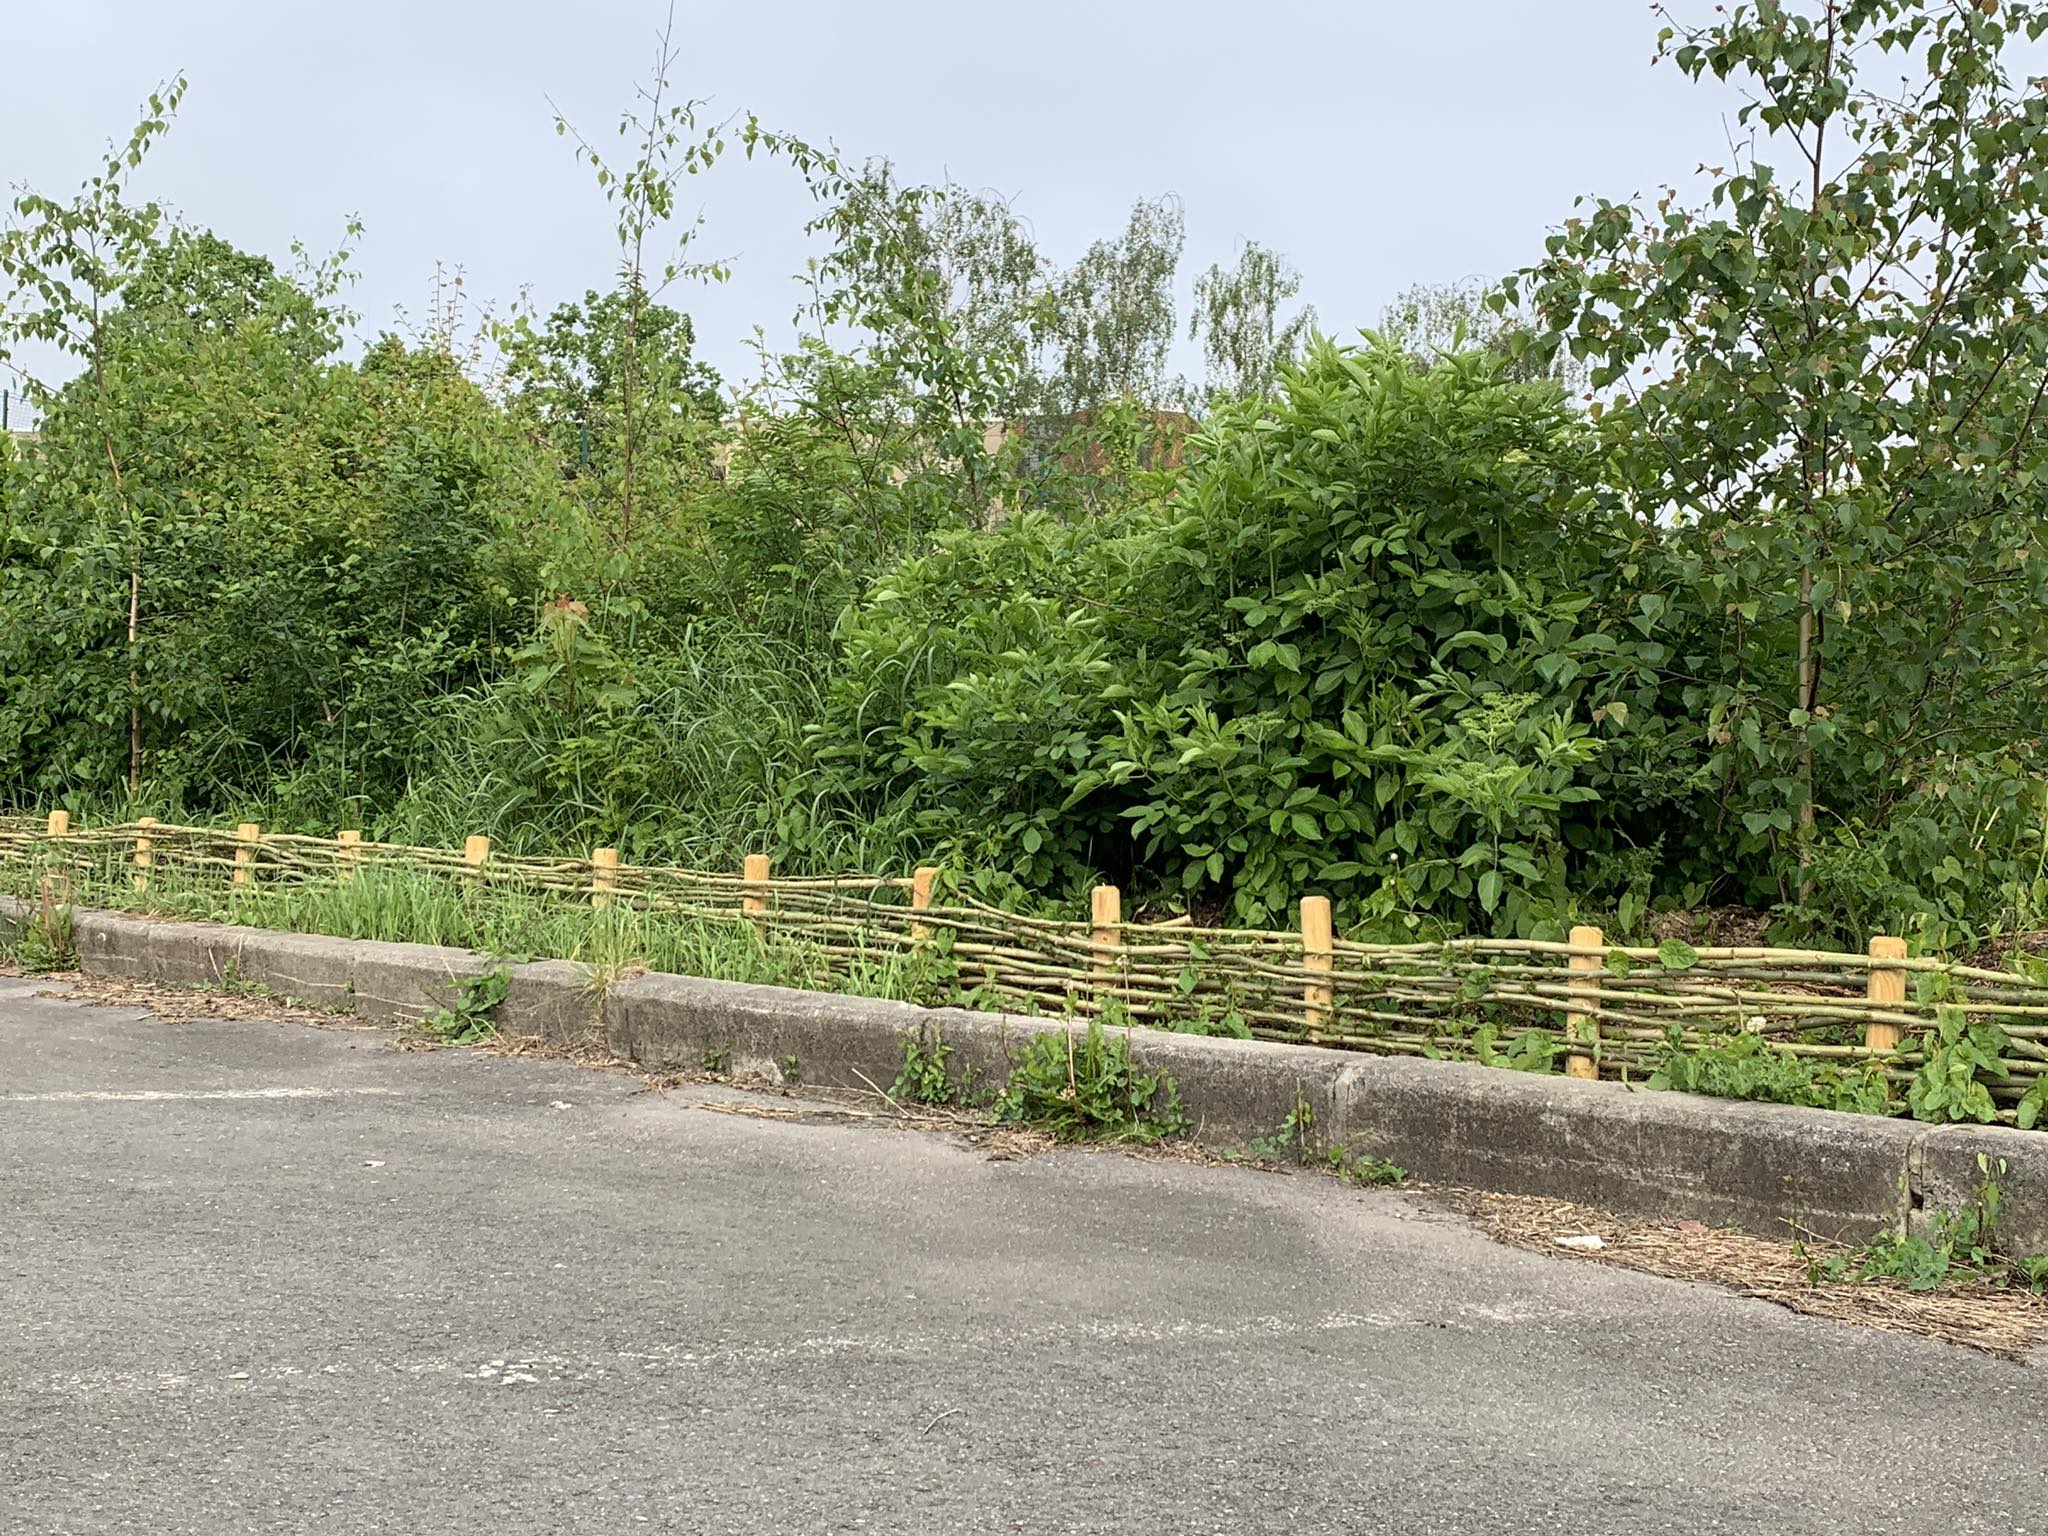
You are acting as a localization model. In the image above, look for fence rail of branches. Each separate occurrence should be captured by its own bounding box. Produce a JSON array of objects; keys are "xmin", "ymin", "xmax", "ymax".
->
[{"xmin": 6, "ymin": 813, "xmax": 2047, "ymax": 1127}]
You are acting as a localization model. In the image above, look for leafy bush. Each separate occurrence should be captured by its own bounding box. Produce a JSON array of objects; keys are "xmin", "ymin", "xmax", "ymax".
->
[
  {"xmin": 0, "ymin": 251, "xmax": 547, "ymax": 822},
  {"xmin": 814, "ymin": 507, "xmax": 1138, "ymax": 907},
  {"xmin": 818, "ymin": 339, "xmax": 1664, "ymax": 932},
  {"xmin": 1089, "ymin": 340, "xmax": 1622, "ymax": 929}
]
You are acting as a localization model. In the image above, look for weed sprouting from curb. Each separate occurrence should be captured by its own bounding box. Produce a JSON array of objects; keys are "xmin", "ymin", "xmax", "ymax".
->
[
  {"xmin": 1333, "ymin": 1150, "xmax": 1410, "ymax": 1188},
  {"xmin": 13, "ymin": 892, "xmax": 77, "ymax": 974},
  {"xmin": 420, "ymin": 965, "xmax": 510, "ymax": 1046},
  {"xmin": 994, "ymin": 1020, "xmax": 1188, "ymax": 1144},
  {"xmin": 1805, "ymin": 1156, "xmax": 2048, "ymax": 1295},
  {"xmin": 1249, "ymin": 1094, "xmax": 1318, "ymax": 1164},
  {"xmin": 890, "ymin": 1030, "xmax": 958, "ymax": 1106},
  {"xmin": 1242, "ymin": 1089, "xmax": 1409, "ymax": 1187}
]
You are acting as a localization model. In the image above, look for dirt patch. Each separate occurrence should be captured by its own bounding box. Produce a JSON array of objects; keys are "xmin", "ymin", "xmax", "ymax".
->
[
  {"xmin": 1647, "ymin": 906, "xmax": 1776, "ymax": 947},
  {"xmin": 1460, "ymin": 1190, "xmax": 2048, "ymax": 1360},
  {"xmin": 1962, "ymin": 929, "xmax": 2048, "ymax": 974}
]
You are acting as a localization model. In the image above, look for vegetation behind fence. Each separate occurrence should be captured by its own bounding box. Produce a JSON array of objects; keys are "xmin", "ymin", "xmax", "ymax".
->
[
  {"xmin": 8, "ymin": 5, "xmax": 2048, "ymax": 968},
  {"xmin": 6, "ymin": 813, "xmax": 2047, "ymax": 1133}
]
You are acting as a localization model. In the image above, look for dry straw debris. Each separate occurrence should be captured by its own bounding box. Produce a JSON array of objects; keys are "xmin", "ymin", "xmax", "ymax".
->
[{"xmin": 1466, "ymin": 1192, "xmax": 2048, "ymax": 1360}]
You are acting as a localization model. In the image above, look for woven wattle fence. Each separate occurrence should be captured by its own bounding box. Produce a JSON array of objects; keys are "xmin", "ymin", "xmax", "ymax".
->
[{"xmin": 6, "ymin": 813, "xmax": 2047, "ymax": 1125}]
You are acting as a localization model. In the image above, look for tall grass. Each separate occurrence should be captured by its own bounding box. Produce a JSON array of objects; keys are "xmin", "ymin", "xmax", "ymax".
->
[
  {"xmin": 382, "ymin": 622, "xmax": 925, "ymax": 873},
  {"xmin": 4, "ymin": 617, "xmax": 931, "ymax": 883},
  {"xmin": 2, "ymin": 855, "xmax": 937, "ymax": 1005}
]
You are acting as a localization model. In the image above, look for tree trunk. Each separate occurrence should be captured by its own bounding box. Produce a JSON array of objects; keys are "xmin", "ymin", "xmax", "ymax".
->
[
  {"xmin": 128, "ymin": 565, "xmax": 142, "ymax": 797},
  {"xmin": 1792, "ymin": 1, "xmax": 1837, "ymax": 906},
  {"xmin": 1795, "ymin": 563, "xmax": 1815, "ymax": 900},
  {"xmin": 91, "ymin": 313, "xmax": 143, "ymax": 800},
  {"xmin": 621, "ymin": 266, "xmax": 642, "ymax": 544}
]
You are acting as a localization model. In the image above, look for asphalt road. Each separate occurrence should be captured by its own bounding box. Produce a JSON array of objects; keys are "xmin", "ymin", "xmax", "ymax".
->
[{"xmin": 1, "ymin": 974, "xmax": 2041, "ymax": 1535}]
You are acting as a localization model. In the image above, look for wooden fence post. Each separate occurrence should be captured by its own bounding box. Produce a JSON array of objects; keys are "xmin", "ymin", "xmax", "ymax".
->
[
  {"xmin": 590, "ymin": 847, "xmax": 618, "ymax": 909},
  {"xmin": 232, "ymin": 822, "xmax": 260, "ymax": 887},
  {"xmin": 910, "ymin": 865, "xmax": 939, "ymax": 944},
  {"xmin": 132, "ymin": 817, "xmax": 157, "ymax": 893},
  {"xmin": 463, "ymin": 834, "xmax": 490, "ymax": 882},
  {"xmin": 1865, "ymin": 935, "xmax": 1908, "ymax": 1054},
  {"xmin": 743, "ymin": 853, "xmax": 772, "ymax": 940},
  {"xmin": 1090, "ymin": 883, "xmax": 1122, "ymax": 1012},
  {"xmin": 42, "ymin": 808, "xmax": 71, "ymax": 908},
  {"xmin": 1564, "ymin": 924, "xmax": 1604, "ymax": 1080},
  {"xmin": 1300, "ymin": 895, "xmax": 1334, "ymax": 1041},
  {"xmin": 337, "ymin": 829, "xmax": 362, "ymax": 884}
]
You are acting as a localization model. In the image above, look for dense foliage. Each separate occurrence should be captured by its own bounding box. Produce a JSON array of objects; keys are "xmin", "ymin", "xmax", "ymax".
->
[{"xmin": 3, "ymin": 1, "xmax": 2045, "ymax": 953}]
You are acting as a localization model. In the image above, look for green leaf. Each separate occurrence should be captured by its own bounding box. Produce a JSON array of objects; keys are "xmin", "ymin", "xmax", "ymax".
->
[{"xmin": 1657, "ymin": 940, "xmax": 1700, "ymax": 972}]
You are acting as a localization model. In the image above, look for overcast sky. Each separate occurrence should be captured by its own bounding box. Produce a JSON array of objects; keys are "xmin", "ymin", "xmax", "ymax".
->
[{"xmin": 4, "ymin": 2, "xmax": 1750, "ymax": 390}]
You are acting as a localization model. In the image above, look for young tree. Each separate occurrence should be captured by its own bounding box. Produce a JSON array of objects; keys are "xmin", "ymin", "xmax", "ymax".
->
[
  {"xmin": 0, "ymin": 220, "xmax": 363, "ymax": 803},
  {"xmin": 797, "ymin": 161, "xmax": 1049, "ymax": 517},
  {"xmin": 1505, "ymin": 0, "xmax": 2048, "ymax": 899},
  {"xmin": 551, "ymin": 2, "xmax": 831, "ymax": 541},
  {"xmin": 1190, "ymin": 239, "xmax": 1315, "ymax": 404},
  {"xmin": 0, "ymin": 79, "xmax": 184, "ymax": 796},
  {"xmin": 810, "ymin": 161, "xmax": 1047, "ymax": 412}
]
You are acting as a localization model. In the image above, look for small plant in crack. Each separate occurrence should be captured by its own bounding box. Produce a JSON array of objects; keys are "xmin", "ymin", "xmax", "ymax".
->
[
  {"xmin": 1249, "ymin": 1089, "xmax": 1407, "ymax": 1186},
  {"xmin": 1249, "ymin": 1092, "xmax": 1317, "ymax": 1164},
  {"xmin": 213, "ymin": 958, "xmax": 273, "ymax": 998},
  {"xmin": 890, "ymin": 1030, "xmax": 957, "ymax": 1106},
  {"xmin": 1327, "ymin": 1147, "xmax": 1409, "ymax": 1187},
  {"xmin": 421, "ymin": 966, "xmax": 509, "ymax": 1046},
  {"xmin": 1806, "ymin": 1156, "xmax": 2043, "ymax": 1293},
  {"xmin": 15, "ymin": 896, "xmax": 77, "ymax": 974}
]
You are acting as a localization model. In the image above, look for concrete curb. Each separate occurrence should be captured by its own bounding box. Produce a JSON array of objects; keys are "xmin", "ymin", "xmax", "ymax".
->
[
  {"xmin": 6, "ymin": 898, "xmax": 2044, "ymax": 1250},
  {"xmin": 0, "ymin": 898, "xmax": 602, "ymax": 1039}
]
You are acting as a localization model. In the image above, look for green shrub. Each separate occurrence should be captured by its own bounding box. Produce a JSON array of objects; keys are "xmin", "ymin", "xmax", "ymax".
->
[{"xmin": 817, "ymin": 340, "xmax": 1671, "ymax": 933}]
